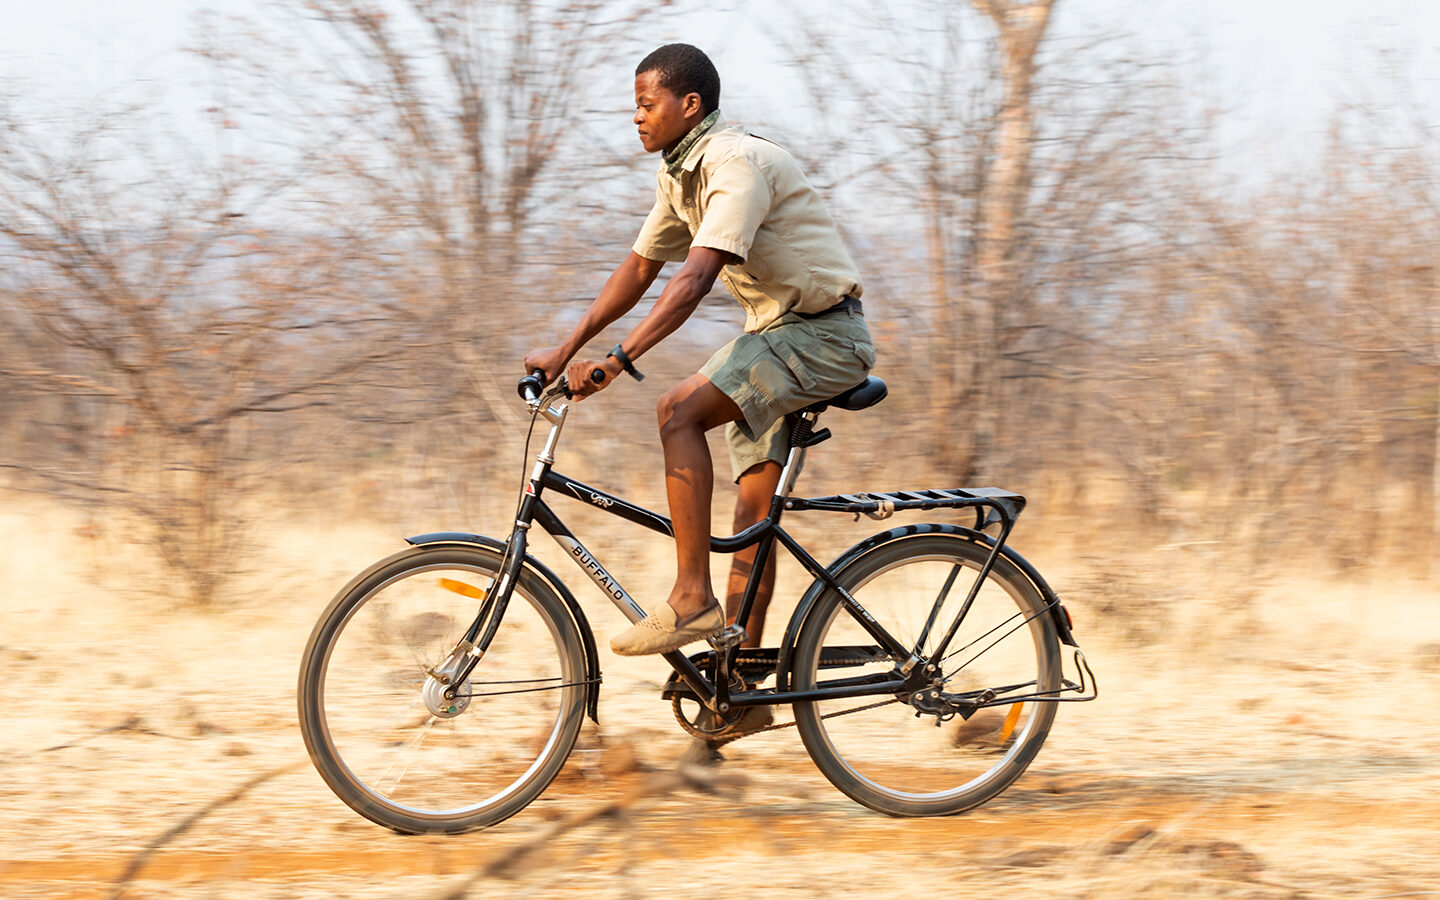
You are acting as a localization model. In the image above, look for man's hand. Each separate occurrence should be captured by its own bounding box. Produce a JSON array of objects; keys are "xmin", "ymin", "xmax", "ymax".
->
[
  {"xmin": 523, "ymin": 346, "xmax": 571, "ymax": 385},
  {"xmin": 566, "ymin": 356, "xmax": 624, "ymax": 399}
]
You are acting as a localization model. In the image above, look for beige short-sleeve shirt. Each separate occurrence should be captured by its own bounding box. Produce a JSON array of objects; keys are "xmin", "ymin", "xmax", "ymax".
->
[{"xmin": 632, "ymin": 115, "xmax": 863, "ymax": 333}]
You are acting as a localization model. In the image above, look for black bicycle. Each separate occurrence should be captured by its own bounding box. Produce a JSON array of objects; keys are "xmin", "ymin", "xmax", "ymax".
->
[{"xmin": 298, "ymin": 373, "xmax": 1096, "ymax": 834}]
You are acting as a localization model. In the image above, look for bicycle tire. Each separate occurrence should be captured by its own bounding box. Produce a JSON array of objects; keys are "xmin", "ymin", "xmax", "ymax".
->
[
  {"xmin": 298, "ymin": 544, "xmax": 586, "ymax": 834},
  {"xmin": 792, "ymin": 535, "xmax": 1060, "ymax": 817}
]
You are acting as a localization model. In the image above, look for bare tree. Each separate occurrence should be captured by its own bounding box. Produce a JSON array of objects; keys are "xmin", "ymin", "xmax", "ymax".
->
[
  {"xmin": 189, "ymin": 0, "xmax": 680, "ymax": 514},
  {"xmin": 951, "ymin": 0, "xmax": 1058, "ymax": 477},
  {"xmin": 1188, "ymin": 125, "xmax": 1440, "ymax": 567},
  {"xmin": 9, "ymin": 3, "xmax": 1437, "ymax": 595},
  {"xmin": 779, "ymin": 1, "xmax": 1205, "ymax": 490},
  {"xmin": 0, "ymin": 97, "xmax": 398, "ymax": 603}
]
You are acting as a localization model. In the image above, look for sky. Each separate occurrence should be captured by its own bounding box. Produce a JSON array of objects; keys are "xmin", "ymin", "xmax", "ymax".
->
[
  {"xmin": 1075, "ymin": 0, "xmax": 1440, "ymax": 159},
  {"xmin": 3, "ymin": 0, "xmax": 1439, "ymax": 161}
]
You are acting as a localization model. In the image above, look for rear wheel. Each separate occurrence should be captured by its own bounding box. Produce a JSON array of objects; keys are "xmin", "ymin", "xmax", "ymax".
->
[
  {"xmin": 792, "ymin": 535, "xmax": 1060, "ymax": 816},
  {"xmin": 298, "ymin": 544, "xmax": 586, "ymax": 833}
]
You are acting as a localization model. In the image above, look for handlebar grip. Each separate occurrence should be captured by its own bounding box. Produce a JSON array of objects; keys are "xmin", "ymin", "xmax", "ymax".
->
[
  {"xmin": 590, "ymin": 368, "xmax": 606, "ymax": 385},
  {"xmin": 517, "ymin": 371, "xmax": 544, "ymax": 403}
]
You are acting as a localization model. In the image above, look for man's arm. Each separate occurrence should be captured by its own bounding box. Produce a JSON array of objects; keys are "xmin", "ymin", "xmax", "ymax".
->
[
  {"xmin": 524, "ymin": 251, "xmax": 665, "ymax": 383},
  {"xmin": 616, "ymin": 245, "xmax": 735, "ymax": 360},
  {"xmin": 567, "ymin": 245, "xmax": 735, "ymax": 395}
]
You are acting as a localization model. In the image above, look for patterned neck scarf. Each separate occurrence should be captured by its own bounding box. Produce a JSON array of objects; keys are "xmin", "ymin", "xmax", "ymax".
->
[{"xmin": 662, "ymin": 110, "xmax": 720, "ymax": 179}]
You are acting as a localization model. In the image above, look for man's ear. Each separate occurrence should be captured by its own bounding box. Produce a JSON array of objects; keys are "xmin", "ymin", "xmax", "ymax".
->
[{"xmin": 683, "ymin": 92, "xmax": 704, "ymax": 118}]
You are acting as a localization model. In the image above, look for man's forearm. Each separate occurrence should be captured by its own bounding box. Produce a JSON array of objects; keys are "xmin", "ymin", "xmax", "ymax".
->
[
  {"xmin": 617, "ymin": 267, "xmax": 711, "ymax": 358},
  {"xmin": 617, "ymin": 247, "xmax": 733, "ymax": 360},
  {"xmin": 560, "ymin": 253, "xmax": 663, "ymax": 357}
]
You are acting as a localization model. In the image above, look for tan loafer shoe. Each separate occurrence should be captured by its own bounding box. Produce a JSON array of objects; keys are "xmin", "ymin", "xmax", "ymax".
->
[{"xmin": 610, "ymin": 601, "xmax": 724, "ymax": 656}]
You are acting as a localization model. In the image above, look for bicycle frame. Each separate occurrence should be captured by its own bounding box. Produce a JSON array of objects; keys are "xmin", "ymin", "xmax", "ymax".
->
[{"xmin": 442, "ymin": 387, "xmax": 1026, "ymax": 719}]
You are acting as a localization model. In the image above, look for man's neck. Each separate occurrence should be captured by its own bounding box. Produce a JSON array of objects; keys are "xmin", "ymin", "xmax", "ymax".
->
[{"xmin": 662, "ymin": 109, "xmax": 720, "ymax": 178}]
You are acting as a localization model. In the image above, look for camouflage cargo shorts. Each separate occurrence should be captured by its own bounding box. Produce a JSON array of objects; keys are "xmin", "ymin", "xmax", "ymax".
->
[{"xmin": 699, "ymin": 306, "xmax": 875, "ymax": 481}]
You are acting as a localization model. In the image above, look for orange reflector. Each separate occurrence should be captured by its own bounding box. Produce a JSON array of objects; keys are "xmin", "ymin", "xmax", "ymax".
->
[
  {"xmin": 1000, "ymin": 703, "xmax": 1023, "ymax": 743},
  {"xmin": 438, "ymin": 578, "xmax": 487, "ymax": 600}
]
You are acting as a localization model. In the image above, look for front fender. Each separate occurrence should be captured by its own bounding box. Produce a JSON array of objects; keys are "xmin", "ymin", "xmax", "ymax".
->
[
  {"xmin": 774, "ymin": 523, "xmax": 1075, "ymax": 692},
  {"xmin": 406, "ymin": 532, "xmax": 602, "ymax": 723}
]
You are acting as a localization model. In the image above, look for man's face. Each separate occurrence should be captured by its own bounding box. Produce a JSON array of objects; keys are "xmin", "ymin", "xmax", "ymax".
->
[{"xmin": 633, "ymin": 70, "xmax": 702, "ymax": 154}]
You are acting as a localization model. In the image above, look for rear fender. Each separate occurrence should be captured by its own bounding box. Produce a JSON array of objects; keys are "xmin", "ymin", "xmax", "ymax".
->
[
  {"xmin": 774, "ymin": 523, "xmax": 1076, "ymax": 692},
  {"xmin": 406, "ymin": 532, "xmax": 602, "ymax": 723}
]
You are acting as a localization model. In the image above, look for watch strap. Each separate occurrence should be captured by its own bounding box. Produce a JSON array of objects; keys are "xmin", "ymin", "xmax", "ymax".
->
[{"xmin": 607, "ymin": 343, "xmax": 645, "ymax": 381}]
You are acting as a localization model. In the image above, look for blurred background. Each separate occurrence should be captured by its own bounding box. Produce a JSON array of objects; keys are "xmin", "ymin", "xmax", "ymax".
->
[
  {"xmin": 4, "ymin": 3, "xmax": 1440, "ymax": 897},
  {"xmin": 5, "ymin": 0, "xmax": 1440, "ymax": 603}
]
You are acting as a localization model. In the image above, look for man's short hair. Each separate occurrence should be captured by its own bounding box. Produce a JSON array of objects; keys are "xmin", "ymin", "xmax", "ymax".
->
[{"xmin": 636, "ymin": 43, "xmax": 721, "ymax": 114}]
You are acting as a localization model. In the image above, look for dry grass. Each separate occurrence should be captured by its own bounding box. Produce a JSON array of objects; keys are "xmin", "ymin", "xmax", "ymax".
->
[{"xmin": 2, "ymin": 493, "xmax": 1438, "ymax": 899}]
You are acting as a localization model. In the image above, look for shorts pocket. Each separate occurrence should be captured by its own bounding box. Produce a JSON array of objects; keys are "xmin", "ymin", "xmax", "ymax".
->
[
  {"xmin": 765, "ymin": 329, "xmax": 824, "ymax": 394},
  {"xmin": 851, "ymin": 338, "xmax": 876, "ymax": 370}
]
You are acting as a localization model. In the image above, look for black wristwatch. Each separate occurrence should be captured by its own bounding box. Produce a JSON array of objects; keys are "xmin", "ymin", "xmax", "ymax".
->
[{"xmin": 606, "ymin": 343, "xmax": 645, "ymax": 381}]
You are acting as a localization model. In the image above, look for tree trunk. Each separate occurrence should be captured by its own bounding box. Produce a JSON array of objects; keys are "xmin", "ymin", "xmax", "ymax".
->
[{"xmin": 967, "ymin": 0, "xmax": 1056, "ymax": 477}]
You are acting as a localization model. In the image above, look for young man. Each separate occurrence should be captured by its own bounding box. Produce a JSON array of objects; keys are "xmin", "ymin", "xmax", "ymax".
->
[{"xmin": 524, "ymin": 43, "xmax": 874, "ymax": 660}]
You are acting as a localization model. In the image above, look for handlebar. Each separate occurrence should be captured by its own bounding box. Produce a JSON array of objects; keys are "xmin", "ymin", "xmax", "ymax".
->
[{"xmin": 517, "ymin": 368, "xmax": 607, "ymax": 406}]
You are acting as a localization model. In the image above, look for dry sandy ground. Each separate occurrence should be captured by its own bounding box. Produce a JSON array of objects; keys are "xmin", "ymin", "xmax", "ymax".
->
[{"xmin": 2, "ymin": 498, "xmax": 1439, "ymax": 899}]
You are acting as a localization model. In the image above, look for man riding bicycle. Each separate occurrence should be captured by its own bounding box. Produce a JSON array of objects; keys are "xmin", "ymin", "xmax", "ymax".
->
[{"xmin": 524, "ymin": 42, "xmax": 875, "ymax": 661}]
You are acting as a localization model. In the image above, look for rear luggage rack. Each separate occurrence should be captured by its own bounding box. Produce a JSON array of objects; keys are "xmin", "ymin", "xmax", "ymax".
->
[{"xmin": 784, "ymin": 487, "xmax": 1025, "ymax": 530}]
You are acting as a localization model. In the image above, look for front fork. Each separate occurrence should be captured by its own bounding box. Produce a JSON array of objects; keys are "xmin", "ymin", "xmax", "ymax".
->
[
  {"xmin": 432, "ymin": 498, "xmax": 552, "ymax": 704},
  {"xmin": 433, "ymin": 399, "xmax": 571, "ymax": 701}
]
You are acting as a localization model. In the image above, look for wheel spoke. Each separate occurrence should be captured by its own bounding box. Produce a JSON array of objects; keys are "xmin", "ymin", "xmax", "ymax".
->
[
  {"xmin": 373, "ymin": 715, "xmax": 438, "ymax": 796},
  {"xmin": 791, "ymin": 536, "xmax": 1060, "ymax": 816},
  {"xmin": 939, "ymin": 608, "xmax": 1032, "ymax": 681},
  {"xmin": 299, "ymin": 547, "xmax": 586, "ymax": 833},
  {"xmin": 913, "ymin": 563, "xmax": 961, "ymax": 655}
]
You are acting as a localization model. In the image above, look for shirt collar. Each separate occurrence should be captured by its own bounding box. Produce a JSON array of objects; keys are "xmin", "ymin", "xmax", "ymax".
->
[{"xmin": 662, "ymin": 109, "xmax": 721, "ymax": 179}]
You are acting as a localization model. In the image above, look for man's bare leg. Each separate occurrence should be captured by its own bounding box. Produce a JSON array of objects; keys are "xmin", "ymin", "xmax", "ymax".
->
[
  {"xmin": 726, "ymin": 461, "xmax": 781, "ymax": 648},
  {"xmin": 655, "ymin": 374, "xmax": 746, "ymax": 620}
]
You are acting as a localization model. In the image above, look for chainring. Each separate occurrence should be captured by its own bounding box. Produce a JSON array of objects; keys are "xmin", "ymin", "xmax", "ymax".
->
[{"xmin": 670, "ymin": 670, "xmax": 753, "ymax": 738}]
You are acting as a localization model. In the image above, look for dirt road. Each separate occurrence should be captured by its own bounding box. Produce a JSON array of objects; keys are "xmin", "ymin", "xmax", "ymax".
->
[{"xmin": 4, "ymin": 507, "xmax": 1438, "ymax": 898}]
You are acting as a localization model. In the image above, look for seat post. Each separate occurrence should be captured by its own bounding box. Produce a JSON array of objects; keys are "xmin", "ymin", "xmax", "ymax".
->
[{"xmin": 774, "ymin": 409, "xmax": 821, "ymax": 501}]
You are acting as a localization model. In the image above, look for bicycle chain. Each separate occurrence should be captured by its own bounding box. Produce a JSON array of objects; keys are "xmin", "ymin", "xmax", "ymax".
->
[{"xmin": 672, "ymin": 695, "xmax": 902, "ymax": 743}]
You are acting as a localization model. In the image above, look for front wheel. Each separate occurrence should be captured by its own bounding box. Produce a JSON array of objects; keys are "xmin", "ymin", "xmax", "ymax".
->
[
  {"xmin": 792, "ymin": 535, "xmax": 1061, "ymax": 817},
  {"xmin": 298, "ymin": 544, "xmax": 587, "ymax": 834}
]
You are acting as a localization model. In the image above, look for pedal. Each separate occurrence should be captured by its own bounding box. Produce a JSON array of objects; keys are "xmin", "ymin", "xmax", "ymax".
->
[{"xmin": 707, "ymin": 624, "xmax": 746, "ymax": 651}]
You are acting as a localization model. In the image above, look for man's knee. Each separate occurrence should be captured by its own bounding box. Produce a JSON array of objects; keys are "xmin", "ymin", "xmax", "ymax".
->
[
  {"xmin": 657, "ymin": 377, "xmax": 741, "ymax": 442},
  {"xmin": 656, "ymin": 385, "xmax": 693, "ymax": 442}
]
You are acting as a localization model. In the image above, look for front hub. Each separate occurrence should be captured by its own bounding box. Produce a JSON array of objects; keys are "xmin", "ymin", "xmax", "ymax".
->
[{"xmin": 422, "ymin": 668, "xmax": 473, "ymax": 718}]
